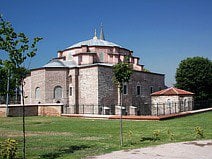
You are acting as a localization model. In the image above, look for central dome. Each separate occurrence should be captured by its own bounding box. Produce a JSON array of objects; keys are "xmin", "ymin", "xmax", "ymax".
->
[
  {"xmin": 67, "ymin": 38, "xmax": 122, "ymax": 49},
  {"xmin": 67, "ymin": 27, "xmax": 122, "ymax": 49}
]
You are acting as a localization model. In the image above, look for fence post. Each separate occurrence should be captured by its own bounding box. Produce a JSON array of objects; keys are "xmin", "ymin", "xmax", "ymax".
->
[
  {"xmin": 175, "ymin": 103, "xmax": 177, "ymax": 114},
  {"xmin": 93, "ymin": 104, "xmax": 94, "ymax": 114},
  {"xmin": 83, "ymin": 105, "xmax": 84, "ymax": 114},
  {"xmin": 156, "ymin": 103, "xmax": 159, "ymax": 116},
  {"xmin": 192, "ymin": 100, "xmax": 194, "ymax": 110},
  {"xmin": 163, "ymin": 103, "xmax": 165, "ymax": 115},
  {"xmin": 183, "ymin": 102, "xmax": 185, "ymax": 112},
  {"xmin": 100, "ymin": 105, "xmax": 102, "ymax": 115}
]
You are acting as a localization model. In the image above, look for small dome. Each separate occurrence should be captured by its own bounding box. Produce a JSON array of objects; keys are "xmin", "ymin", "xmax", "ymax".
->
[{"xmin": 67, "ymin": 38, "xmax": 122, "ymax": 49}]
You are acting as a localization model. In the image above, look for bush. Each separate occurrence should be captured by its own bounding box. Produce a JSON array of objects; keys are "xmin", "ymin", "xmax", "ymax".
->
[
  {"xmin": 194, "ymin": 126, "xmax": 204, "ymax": 139},
  {"xmin": 167, "ymin": 129, "xmax": 174, "ymax": 141},
  {"xmin": 153, "ymin": 130, "xmax": 161, "ymax": 141},
  {"xmin": 0, "ymin": 138, "xmax": 18, "ymax": 159}
]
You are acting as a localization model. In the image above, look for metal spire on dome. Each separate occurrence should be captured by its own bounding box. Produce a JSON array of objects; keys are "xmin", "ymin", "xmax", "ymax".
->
[
  {"xmin": 100, "ymin": 23, "xmax": 105, "ymax": 40},
  {"xmin": 93, "ymin": 29, "xmax": 98, "ymax": 40}
]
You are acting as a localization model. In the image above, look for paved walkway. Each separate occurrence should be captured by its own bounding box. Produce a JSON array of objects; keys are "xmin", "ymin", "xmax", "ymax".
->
[{"xmin": 87, "ymin": 140, "xmax": 212, "ymax": 159}]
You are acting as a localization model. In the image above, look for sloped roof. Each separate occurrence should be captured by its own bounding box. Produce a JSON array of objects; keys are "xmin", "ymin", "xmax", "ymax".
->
[
  {"xmin": 151, "ymin": 87, "xmax": 194, "ymax": 96},
  {"xmin": 43, "ymin": 59, "xmax": 77, "ymax": 68}
]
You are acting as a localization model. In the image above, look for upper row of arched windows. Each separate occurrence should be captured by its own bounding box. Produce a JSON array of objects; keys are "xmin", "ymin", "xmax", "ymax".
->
[
  {"xmin": 35, "ymin": 84, "xmax": 162, "ymax": 99},
  {"xmin": 35, "ymin": 86, "xmax": 63, "ymax": 99}
]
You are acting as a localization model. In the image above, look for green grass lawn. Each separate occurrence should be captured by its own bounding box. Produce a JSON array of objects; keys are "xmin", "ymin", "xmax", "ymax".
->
[{"xmin": 0, "ymin": 111, "xmax": 212, "ymax": 159}]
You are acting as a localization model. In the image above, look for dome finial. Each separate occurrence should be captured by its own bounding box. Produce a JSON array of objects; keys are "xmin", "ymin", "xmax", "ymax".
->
[
  {"xmin": 100, "ymin": 23, "xmax": 105, "ymax": 40},
  {"xmin": 93, "ymin": 29, "xmax": 98, "ymax": 40}
]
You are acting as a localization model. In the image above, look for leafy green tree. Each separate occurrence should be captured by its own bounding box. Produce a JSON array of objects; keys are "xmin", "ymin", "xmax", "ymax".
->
[
  {"xmin": 175, "ymin": 56, "xmax": 212, "ymax": 101},
  {"xmin": 0, "ymin": 60, "xmax": 28, "ymax": 103},
  {"xmin": 113, "ymin": 57, "xmax": 132, "ymax": 146},
  {"xmin": 0, "ymin": 14, "xmax": 42, "ymax": 158},
  {"xmin": 0, "ymin": 65, "xmax": 14, "ymax": 103},
  {"xmin": 143, "ymin": 68, "xmax": 150, "ymax": 72},
  {"xmin": 0, "ymin": 14, "xmax": 41, "ymax": 101},
  {"xmin": 0, "ymin": 65, "xmax": 7, "ymax": 98}
]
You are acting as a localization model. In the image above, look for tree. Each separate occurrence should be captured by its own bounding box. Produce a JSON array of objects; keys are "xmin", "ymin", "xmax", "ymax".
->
[
  {"xmin": 0, "ymin": 60, "xmax": 28, "ymax": 104},
  {"xmin": 175, "ymin": 56, "xmax": 212, "ymax": 101},
  {"xmin": 113, "ymin": 57, "xmax": 132, "ymax": 146},
  {"xmin": 0, "ymin": 14, "xmax": 42, "ymax": 158},
  {"xmin": 143, "ymin": 68, "xmax": 150, "ymax": 72},
  {"xmin": 0, "ymin": 65, "xmax": 7, "ymax": 100}
]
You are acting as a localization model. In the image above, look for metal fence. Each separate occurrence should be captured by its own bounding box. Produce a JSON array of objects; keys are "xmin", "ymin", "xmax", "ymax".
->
[
  {"xmin": 193, "ymin": 100, "xmax": 212, "ymax": 110},
  {"xmin": 64, "ymin": 104, "xmax": 151, "ymax": 115},
  {"xmin": 63, "ymin": 100, "xmax": 210, "ymax": 116},
  {"xmin": 63, "ymin": 104, "xmax": 116, "ymax": 115}
]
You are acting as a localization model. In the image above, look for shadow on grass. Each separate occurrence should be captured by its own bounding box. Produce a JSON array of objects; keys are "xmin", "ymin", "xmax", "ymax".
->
[
  {"xmin": 140, "ymin": 137, "xmax": 160, "ymax": 142},
  {"xmin": 40, "ymin": 145, "xmax": 90, "ymax": 159}
]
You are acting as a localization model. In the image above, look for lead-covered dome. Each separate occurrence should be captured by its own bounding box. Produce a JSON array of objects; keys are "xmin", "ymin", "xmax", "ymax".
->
[
  {"xmin": 67, "ymin": 27, "xmax": 122, "ymax": 49},
  {"xmin": 67, "ymin": 38, "xmax": 122, "ymax": 49}
]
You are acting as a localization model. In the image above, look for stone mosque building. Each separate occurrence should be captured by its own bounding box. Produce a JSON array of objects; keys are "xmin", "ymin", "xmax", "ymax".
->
[{"xmin": 23, "ymin": 27, "xmax": 166, "ymax": 115}]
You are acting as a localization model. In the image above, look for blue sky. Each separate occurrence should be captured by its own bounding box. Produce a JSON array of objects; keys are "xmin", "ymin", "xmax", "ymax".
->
[{"xmin": 1, "ymin": 0, "xmax": 211, "ymax": 86}]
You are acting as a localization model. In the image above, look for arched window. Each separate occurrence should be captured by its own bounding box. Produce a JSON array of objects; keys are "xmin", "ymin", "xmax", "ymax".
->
[
  {"xmin": 123, "ymin": 84, "xmax": 128, "ymax": 95},
  {"xmin": 167, "ymin": 99, "xmax": 172, "ymax": 107},
  {"xmin": 54, "ymin": 86, "xmax": 62, "ymax": 99},
  {"xmin": 35, "ymin": 87, "xmax": 40, "ymax": 99},
  {"xmin": 136, "ymin": 84, "xmax": 141, "ymax": 96},
  {"xmin": 184, "ymin": 99, "xmax": 187, "ymax": 107},
  {"xmin": 69, "ymin": 75, "xmax": 72, "ymax": 83},
  {"xmin": 150, "ymin": 86, "xmax": 153, "ymax": 93}
]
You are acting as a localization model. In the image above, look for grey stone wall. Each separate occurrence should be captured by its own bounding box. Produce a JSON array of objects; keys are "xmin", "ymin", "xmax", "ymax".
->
[
  {"xmin": 68, "ymin": 69, "xmax": 78, "ymax": 106},
  {"xmin": 98, "ymin": 66, "xmax": 117, "ymax": 106},
  {"xmin": 31, "ymin": 69, "xmax": 46, "ymax": 104},
  {"xmin": 121, "ymin": 71, "xmax": 165, "ymax": 114},
  {"xmin": 97, "ymin": 66, "xmax": 165, "ymax": 115},
  {"xmin": 44, "ymin": 68, "xmax": 69, "ymax": 104},
  {"xmin": 24, "ymin": 69, "xmax": 46, "ymax": 104},
  {"xmin": 78, "ymin": 66, "xmax": 98, "ymax": 105},
  {"xmin": 0, "ymin": 105, "xmax": 38, "ymax": 117},
  {"xmin": 23, "ymin": 75, "xmax": 31, "ymax": 104},
  {"xmin": 24, "ymin": 68, "xmax": 69, "ymax": 105},
  {"xmin": 24, "ymin": 65, "xmax": 165, "ymax": 115},
  {"xmin": 0, "ymin": 104, "xmax": 63, "ymax": 117}
]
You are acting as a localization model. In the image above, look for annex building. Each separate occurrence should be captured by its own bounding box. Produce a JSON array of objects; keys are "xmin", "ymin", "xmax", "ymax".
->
[{"xmin": 23, "ymin": 27, "xmax": 166, "ymax": 115}]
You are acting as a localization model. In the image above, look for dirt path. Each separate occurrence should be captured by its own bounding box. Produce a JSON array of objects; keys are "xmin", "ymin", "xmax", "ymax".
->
[{"xmin": 87, "ymin": 140, "xmax": 212, "ymax": 159}]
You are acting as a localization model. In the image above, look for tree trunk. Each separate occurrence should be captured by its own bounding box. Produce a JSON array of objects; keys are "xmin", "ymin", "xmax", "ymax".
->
[
  {"xmin": 119, "ymin": 85, "xmax": 123, "ymax": 146},
  {"xmin": 21, "ymin": 79, "xmax": 26, "ymax": 159}
]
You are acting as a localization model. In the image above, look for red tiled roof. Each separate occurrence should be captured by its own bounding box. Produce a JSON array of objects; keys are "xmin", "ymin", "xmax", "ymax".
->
[{"xmin": 151, "ymin": 87, "xmax": 194, "ymax": 96}]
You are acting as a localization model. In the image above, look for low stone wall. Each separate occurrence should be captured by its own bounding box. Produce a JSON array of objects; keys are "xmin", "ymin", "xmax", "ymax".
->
[
  {"xmin": 38, "ymin": 104, "xmax": 63, "ymax": 116},
  {"xmin": 0, "ymin": 103, "xmax": 63, "ymax": 117},
  {"xmin": 0, "ymin": 104, "xmax": 38, "ymax": 117},
  {"xmin": 0, "ymin": 106, "xmax": 6, "ymax": 117},
  {"xmin": 9, "ymin": 105, "xmax": 38, "ymax": 117}
]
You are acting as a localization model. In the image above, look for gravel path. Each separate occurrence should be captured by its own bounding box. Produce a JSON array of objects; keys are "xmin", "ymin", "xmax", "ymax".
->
[{"xmin": 87, "ymin": 140, "xmax": 212, "ymax": 159}]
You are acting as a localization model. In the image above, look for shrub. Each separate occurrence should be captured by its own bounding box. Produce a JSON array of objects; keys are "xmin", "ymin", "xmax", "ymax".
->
[
  {"xmin": 194, "ymin": 126, "xmax": 204, "ymax": 139},
  {"xmin": 0, "ymin": 138, "xmax": 18, "ymax": 159},
  {"xmin": 167, "ymin": 129, "xmax": 174, "ymax": 141},
  {"xmin": 126, "ymin": 130, "xmax": 134, "ymax": 145},
  {"xmin": 153, "ymin": 130, "xmax": 161, "ymax": 141}
]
